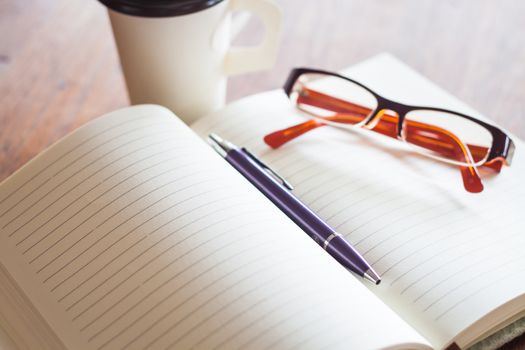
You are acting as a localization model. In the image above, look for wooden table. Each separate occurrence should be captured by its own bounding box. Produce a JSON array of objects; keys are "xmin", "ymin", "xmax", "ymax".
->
[{"xmin": 0, "ymin": 1, "xmax": 524, "ymax": 349}]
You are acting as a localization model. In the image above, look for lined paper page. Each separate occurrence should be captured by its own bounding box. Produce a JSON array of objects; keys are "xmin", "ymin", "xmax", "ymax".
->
[
  {"xmin": 0, "ymin": 105, "xmax": 429, "ymax": 350},
  {"xmin": 191, "ymin": 55, "xmax": 525, "ymax": 349}
]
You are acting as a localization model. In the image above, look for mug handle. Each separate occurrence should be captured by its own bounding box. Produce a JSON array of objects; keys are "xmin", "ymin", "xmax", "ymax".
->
[{"xmin": 223, "ymin": 0, "xmax": 282, "ymax": 76}]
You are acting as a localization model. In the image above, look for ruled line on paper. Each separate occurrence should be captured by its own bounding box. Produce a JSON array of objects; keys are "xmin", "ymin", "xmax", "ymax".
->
[
  {"xmin": 39, "ymin": 169, "xmax": 211, "ymax": 290},
  {"xmin": 285, "ymin": 307, "xmax": 360, "ymax": 350},
  {"xmin": 58, "ymin": 202, "xmax": 266, "ymax": 313},
  {"xmin": 4, "ymin": 129, "xmax": 177, "ymax": 233},
  {"xmin": 91, "ymin": 231, "xmax": 284, "ymax": 349},
  {"xmin": 8, "ymin": 144, "xmax": 183, "ymax": 252},
  {"xmin": 335, "ymin": 194, "xmax": 412, "ymax": 236},
  {"xmin": 121, "ymin": 250, "xmax": 307, "ymax": 350},
  {"xmin": 367, "ymin": 210, "xmax": 461, "ymax": 265},
  {"xmin": 360, "ymin": 204, "xmax": 454, "ymax": 256},
  {"xmin": 282, "ymin": 163, "xmax": 321, "ymax": 182},
  {"xmin": 78, "ymin": 285, "xmax": 141, "ymax": 331},
  {"xmin": 421, "ymin": 254, "xmax": 525, "ymax": 314},
  {"xmin": 170, "ymin": 267, "xmax": 323, "ymax": 350},
  {"xmin": 314, "ymin": 181, "xmax": 373, "ymax": 214},
  {"xmin": 39, "ymin": 174, "xmax": 217, "ymax": 283},
  {"xmin": 73, "ymin": 211, "xmax": 272, "ymax": 331},
  {"xmin": 34, "ymin": 159, "xmax": 201, "ymax": 275},
  {"xmin": 9, "ymin": 130, "xmax": 179, "ymax": 244},
  {"xmin": 56, "ymin": 187, "xmax": 243, "ymax": 306},
  {"xmin": 70, "ymin": 205, "xmax": 271, "ymax": 327},
  {"xmin": 7, "ymin": 139, "xmax": 185, "ymax": 238},
  {"xmin": 137, "ymin": 209, "xmax": 256, "ymax": 287},
  {"xmin": 376, "ymin": 212, "xmax": 513, "ymax": 285},
  {"xmin": 413, "ymin": 247, "xmax": 509, "ymax": 305},
  {"xmin": 264, "ymin": 149, "xmax": 300, "ymax": 167},
  {"xmin": 396, "ymin": 227, "xmax": 524, "ymax": 293},
  {"xmin": 257, "ymin": 302, "xmax": 333, "ymax": 350},
  {"xmin": 0, "ymin": 120, "xmax": 172, "ymax": 221},
  {"xmin": 297, "ymin": 172, "xmax": 365, "ymax": 205},
  {"xmin": 0, "ymin": 116, "xmax": 148, "ymax": 207},
  {"xmin": 47, "ymin": 180, "xmax": 227, "ymax": 296},
  {"xmin": 434, "ymin": 265, "xmax": 525, "ymax": 321},
  {"xmin": 210, "ymin": 281, "xmax": 330, "ymax": 350},
  {"xmin": 74, "ymin": 208, "xmax": 268, "ymax": 322},
  {"xmin": 338, "ymin": 194, "xmax": 412, "ymax": 237},
  {"xmin": 26, "ymin": 160, "xmax": 197, "ymax": 263}
]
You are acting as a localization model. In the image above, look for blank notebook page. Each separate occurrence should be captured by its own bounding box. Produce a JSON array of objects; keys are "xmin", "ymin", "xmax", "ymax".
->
[
  {"xmin": 0, "ymin": 105, "xmax": 429, "ymax": 350},
  {"xmin": 192, "ymin": 54, "xmax": 525, "ymax": 349}
]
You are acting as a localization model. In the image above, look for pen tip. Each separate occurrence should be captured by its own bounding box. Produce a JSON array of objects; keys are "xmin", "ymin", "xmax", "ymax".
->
[
  {"xmin": 364, "ymin": 268, "xmax": 381, "ymax": 285},
  {"xmin": 208, "ymin": 133, "xmax": 221, "ymax": 143},
  {"xmin": 207, "ymin": 133, "xmax": 236, "ymax": 155}
]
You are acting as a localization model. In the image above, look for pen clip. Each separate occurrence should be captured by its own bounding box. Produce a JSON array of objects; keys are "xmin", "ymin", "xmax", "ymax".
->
[{"xmin": 241, "ymin": 148, "xmax": 294, "ymax": 190}]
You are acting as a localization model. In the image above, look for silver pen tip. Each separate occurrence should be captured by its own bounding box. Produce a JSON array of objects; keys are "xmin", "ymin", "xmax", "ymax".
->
[
  {"xmin": 363, "ymin": 268, "xmax": 381, "ymax": 285},
  {"xmin": 208, "ymin": 133, "xmax": 223, "ymax": 144},
  {"xmin": 207, "ymin": 133, "xmax": 235, "ymax": 156}
]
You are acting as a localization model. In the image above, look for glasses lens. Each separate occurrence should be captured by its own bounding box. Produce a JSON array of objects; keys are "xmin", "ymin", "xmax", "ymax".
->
[
  {"xmin": 403, "ymin": 110, "xmax": 493, "ymax": 166},
  {"xmin": 290, "ymin": 73, "xmax": 378, "ymax": 127}
]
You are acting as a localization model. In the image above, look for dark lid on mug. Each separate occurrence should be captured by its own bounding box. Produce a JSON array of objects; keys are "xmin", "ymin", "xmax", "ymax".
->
[{"xmin": 98, "ymin": 0, "xmax": 225, "ymax": 17}]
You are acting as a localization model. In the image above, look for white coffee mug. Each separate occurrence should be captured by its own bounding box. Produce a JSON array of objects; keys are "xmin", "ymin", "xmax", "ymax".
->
[{"xmin": 99, "ymin": 0, "xmax": 282, "ymax": 124}]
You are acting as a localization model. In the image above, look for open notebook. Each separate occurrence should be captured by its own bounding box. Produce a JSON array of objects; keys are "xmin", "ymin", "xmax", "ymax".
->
[{"xmin": 0, "ymin": 54, "xmax": 523, "ymax": 350}]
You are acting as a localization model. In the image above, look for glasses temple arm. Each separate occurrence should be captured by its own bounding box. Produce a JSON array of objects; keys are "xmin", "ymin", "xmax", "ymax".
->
[
  {"xmin": 404, "ymin": 120, "xmax": 484, "ymax": 193},
  {"xmin": 264, "ymin": 119, "xmax": 325, "ymax": 148},
  {"xmin": 265, "ymin": 118, "xmax": 484, "ymax": 192}
]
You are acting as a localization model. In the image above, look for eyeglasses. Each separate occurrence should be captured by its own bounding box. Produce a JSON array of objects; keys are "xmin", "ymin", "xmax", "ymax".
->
[{"xmin": 263, "ymin": 68, "xmax": 515, "ymax": 193}]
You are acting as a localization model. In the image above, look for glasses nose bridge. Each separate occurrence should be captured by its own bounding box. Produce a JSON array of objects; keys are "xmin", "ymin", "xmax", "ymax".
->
[
  {"xmin": 363, "ymin": 109, "xmax": 383, "ymax": 128},
  {"xmin": 363, "ymin": 109, "xmax": 398, "ymax": 131},
  {"xmin": 364, "ymin": 98, "xmax": 405, "ymax": 136}
]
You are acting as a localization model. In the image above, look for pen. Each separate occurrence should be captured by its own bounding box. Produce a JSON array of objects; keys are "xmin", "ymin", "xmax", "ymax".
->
[{"xmin": 208, "ymin": 133, "xmax": 381, "ymax": 285}]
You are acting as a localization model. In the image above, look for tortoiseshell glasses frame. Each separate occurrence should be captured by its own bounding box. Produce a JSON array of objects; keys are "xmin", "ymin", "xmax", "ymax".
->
[{"xmin": 264, "ymin": 68, "xmax": 515, "ymax": 193}]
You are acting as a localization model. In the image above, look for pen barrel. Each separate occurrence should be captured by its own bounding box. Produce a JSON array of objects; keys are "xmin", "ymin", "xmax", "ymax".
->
[
  {"xmin": 324, "ymin": 236, "xmax": 371, "ymax": 276},
  {"xmin": 226, "ymin": 149, "xmax": 369, "ymax": 276}
]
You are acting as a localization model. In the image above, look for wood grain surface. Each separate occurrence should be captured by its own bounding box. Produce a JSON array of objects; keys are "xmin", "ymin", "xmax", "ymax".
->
[{"xmin": 0, "ymin": 1, "xmax": 524, "ymax": 349}]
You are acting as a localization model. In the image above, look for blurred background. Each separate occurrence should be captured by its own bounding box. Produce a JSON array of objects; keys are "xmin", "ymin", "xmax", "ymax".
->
[
  {"xmin": 1, "ymin": 0, "xmax": 524, "ymax": 179},
  {"xmin": 229, "ymin": 0, "xmax": 524, "ymax": 135}
]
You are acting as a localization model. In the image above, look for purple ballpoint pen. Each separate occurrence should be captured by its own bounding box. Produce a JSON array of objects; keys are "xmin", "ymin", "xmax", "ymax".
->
[{"xmin": 208, "ymin": 133, "xmax": 381, "ymax": 285}]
